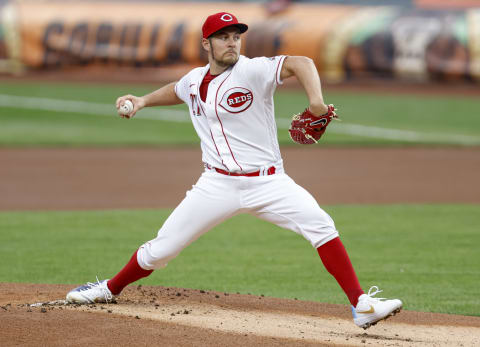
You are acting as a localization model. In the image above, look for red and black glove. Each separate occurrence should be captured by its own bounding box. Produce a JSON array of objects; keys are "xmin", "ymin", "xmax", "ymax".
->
[{"xmin": 288, "ymin": 104, "xmax": 338, "ymax": 145}]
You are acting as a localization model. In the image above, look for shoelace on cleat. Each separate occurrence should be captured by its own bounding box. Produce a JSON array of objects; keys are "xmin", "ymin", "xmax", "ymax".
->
[
  {"xmin": 363, "ymin": 286, "xmax": 386, "ymax": 303},
  {"xmin": 85, "ymin": 276, "xmax": 113, "ymax": 303}
]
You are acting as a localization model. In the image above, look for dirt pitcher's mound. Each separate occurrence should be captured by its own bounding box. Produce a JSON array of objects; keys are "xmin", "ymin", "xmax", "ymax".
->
[{"xmin": 1, "ymin": 283, "xmax": 479, "ymax": 347}]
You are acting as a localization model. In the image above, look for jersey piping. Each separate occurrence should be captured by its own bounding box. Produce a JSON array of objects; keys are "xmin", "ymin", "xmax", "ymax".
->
[{"xmin": 275, "ymin": 56, "xmax": 286, "ymax": 85}]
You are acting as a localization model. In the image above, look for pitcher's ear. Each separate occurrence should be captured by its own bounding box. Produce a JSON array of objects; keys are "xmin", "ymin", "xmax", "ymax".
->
[{"xmin": 201, "ymin": 38, "xmax": 210, "ymax": 52}]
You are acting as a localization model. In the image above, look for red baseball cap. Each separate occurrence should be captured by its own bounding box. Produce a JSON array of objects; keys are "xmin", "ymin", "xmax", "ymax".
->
[{"xmin": 202, "ymin": 12, "xmax": 248, "ymax": 39}]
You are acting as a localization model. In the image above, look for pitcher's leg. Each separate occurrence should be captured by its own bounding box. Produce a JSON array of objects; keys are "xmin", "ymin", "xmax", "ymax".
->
[
  {"xmin": 317, "ymin": 237, "xmax": 364, "ymax": 306},
  {"xmin": 137, "ymin": 181, "xmax": 240, "ymax": 270},
  {"xmin": 108, "ymin": 250, "xmax": 153, "ymax": 295},
  {"xmin": 249, "ymin": 174, "xmax": 363, "ymax": 305},
  {"xmin": 108, "ymin": 185, "xmax": 238, "ymax": 296},
  {"xmin": 249, "ymin": 174, "xmax": 339, "ymax": 248}
]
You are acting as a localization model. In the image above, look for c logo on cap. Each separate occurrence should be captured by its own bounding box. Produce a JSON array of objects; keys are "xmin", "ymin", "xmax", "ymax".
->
[{"xmin": 220, "ymin": 14, "xmax": 233, "ymax": 22}]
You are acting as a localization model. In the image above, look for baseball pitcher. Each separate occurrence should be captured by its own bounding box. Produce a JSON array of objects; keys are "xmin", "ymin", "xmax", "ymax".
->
[{"xmin": 66, "ymin": 12, "xmax": 402, "ymax": 329}]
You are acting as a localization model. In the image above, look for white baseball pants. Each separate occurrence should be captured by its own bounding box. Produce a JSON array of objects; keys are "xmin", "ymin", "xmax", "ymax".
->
[{"xmin": 137, "ymin": 170, "xmax": 339, "ymax": 270}]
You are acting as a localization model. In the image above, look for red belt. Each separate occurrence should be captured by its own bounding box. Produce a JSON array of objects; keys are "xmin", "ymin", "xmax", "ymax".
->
[{"xmin": 214, "ymin": 166, "xmax": 276, "ymax": 177}]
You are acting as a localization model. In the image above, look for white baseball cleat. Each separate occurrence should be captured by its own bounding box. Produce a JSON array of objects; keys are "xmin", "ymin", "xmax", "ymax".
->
[
  {"xmin": 66, "ymin": 278, "xmax": 115, "ymax": 304},
  {"xmin": 352, "ymin": 286, "xmax": 402, "ymax": 329}
]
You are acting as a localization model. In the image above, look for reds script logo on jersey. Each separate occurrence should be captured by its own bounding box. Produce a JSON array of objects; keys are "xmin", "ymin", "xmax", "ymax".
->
[{"xmin": 219, "ymin": 87, "xmax": 253, "ymax": 114}]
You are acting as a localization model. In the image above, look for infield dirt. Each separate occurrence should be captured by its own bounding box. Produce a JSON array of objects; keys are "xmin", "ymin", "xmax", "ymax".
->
[
  {"xmin": 2, "ymin": 147, "xmax": 480, "ymax": 210},
  {"xmin": 1, "ymin": 147, "xmax": 480, "ymax": 346}
]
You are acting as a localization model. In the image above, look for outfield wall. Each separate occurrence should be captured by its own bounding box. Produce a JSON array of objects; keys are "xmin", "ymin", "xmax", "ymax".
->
[{"xmin": 1, "ymin": 1, "xmax": 479, "ymax": 83}]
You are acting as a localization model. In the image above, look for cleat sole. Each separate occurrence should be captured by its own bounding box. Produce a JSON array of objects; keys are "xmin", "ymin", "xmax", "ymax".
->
[{"xmin": 360, "ymin": 306, "xmax": 402, "ymax": 330}]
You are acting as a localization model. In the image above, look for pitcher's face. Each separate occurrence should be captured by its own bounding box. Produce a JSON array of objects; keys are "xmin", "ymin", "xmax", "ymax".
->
[{"xmin": 204, "ymin": 27, "xmax": 242, "ymax": 68}]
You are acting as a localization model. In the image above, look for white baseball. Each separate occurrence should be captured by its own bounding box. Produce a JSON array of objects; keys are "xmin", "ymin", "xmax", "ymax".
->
[{"xmin": 119, "ymin": 100, "xmax": 133, "ymax": 115}]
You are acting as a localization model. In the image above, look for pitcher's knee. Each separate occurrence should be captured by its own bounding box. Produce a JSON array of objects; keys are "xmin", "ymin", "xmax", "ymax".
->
[
  {"xmin": 306, "ymin": 227, "xmax": 339, "ymax": 249},
  {"xmin": 137, "ymin": 239, "xmax": 182, "ymax": 270}
]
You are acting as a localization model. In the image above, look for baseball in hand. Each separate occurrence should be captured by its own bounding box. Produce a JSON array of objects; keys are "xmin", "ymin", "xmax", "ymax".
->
[{"xmin": 119, "ymin": 100, "xmax": 133, "ymax": 115}]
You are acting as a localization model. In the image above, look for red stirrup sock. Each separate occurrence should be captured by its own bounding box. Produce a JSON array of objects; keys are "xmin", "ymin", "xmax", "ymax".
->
[
  {"xmin": 317, "ymin": 237, "xmax": 364, "ymax": 307},
  {"xmin": 107, "ymin": 250, "xmax": 153, "ymax": 295}
]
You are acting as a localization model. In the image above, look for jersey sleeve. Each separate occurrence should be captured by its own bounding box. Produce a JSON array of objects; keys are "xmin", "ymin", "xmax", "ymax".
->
[
  {"xmin": 174, "ymin": 73, "xmax": 191, "ymax": 104},
  {"xmin": 246, "ymin": 55, "xmax": 287, "ymax": 88}
]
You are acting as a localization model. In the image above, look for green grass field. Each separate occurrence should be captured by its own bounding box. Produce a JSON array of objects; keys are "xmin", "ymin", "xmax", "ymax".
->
[
  {"xmin": 1, "ymin": 81, "xmax": 479, "ymax": 146},
  {"xmin": 1, "ymin": 205, "xmax": 479, "ymax": 316}
]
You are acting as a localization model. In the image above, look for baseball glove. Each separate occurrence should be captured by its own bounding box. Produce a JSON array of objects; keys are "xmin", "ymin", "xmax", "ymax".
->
[{"xmin": 288, "ymin": 104, "xmax": 338, "ymax": 145}]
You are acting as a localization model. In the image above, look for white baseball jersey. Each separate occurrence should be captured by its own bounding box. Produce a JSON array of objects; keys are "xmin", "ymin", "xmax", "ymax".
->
[{"xmin": 174, "ymin": 55, "xmax": 287, "ymax": 173}]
